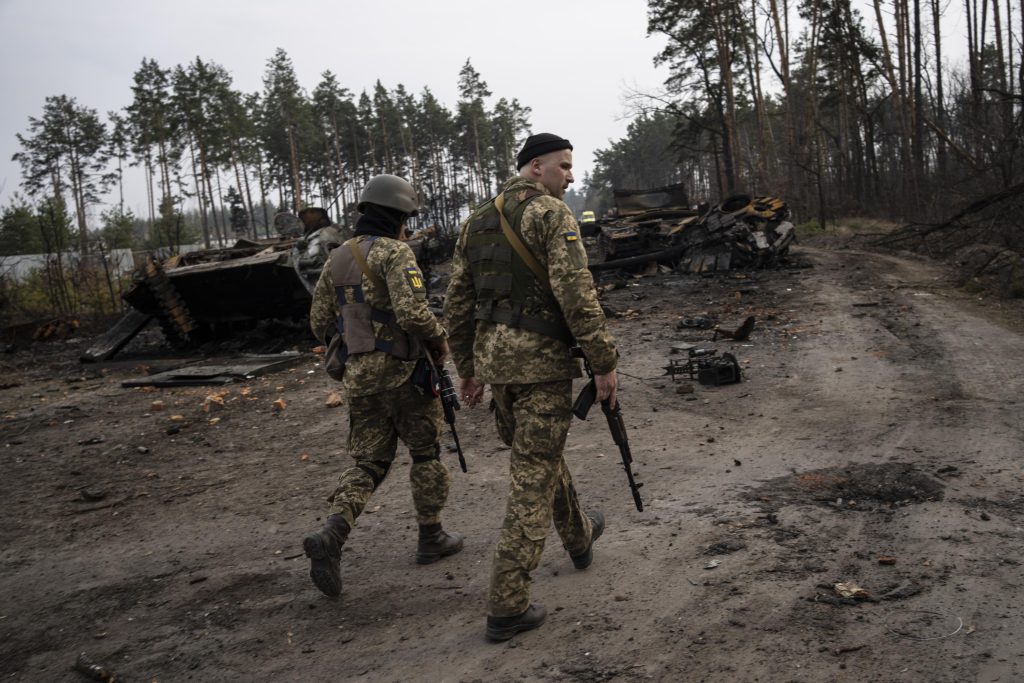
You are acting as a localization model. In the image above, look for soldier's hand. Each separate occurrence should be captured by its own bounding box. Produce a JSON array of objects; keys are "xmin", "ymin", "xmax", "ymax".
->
[
  {"xmin": 426, "ymin": 336, "xmax": 450, "ymax": 365},
  {"xmin": 595, "ymin": 370, "xmax": 618, "ymax": 407},
  {"xmin": 460, "ymin": 377, "xmax": 485, "ymax": 407}
]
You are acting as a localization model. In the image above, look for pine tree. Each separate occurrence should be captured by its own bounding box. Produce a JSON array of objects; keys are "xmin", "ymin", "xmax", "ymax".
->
[
  {"xmin": 12, "ymin": 95, "xmax": 112, "ymax": 251},
  {"xmin": 456, "ymin": 60, "xmax": 493, "ymax": 202},
  {"xmin": 260, "ymin": 48, "xmax": 313, "ymax": 212}
]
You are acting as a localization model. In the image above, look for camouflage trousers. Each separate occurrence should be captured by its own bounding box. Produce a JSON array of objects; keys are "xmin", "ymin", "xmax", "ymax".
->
[
  {"xmin": 327, "ymin": 379, "xmax": 450, "ymax": 527},
  {"xmin": 487, "ymin": 380, "xmax": 594, "ymax": 617}
]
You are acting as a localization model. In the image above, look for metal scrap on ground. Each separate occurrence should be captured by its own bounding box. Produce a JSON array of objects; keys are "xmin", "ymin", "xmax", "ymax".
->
[{"xmin": 121, "ymin": 353, "xmax": 306, "ymax": 387}]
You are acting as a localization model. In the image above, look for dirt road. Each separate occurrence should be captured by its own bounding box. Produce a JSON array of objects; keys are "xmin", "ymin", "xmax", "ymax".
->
[{"xmin": 1, "ymin": 243, "xmax": 1022, "ymax": 682}]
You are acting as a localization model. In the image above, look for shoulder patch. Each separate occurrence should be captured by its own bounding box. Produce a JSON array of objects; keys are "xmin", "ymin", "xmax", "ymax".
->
[
  {"xmin": 563, "ymin": 229, "xmax": 579, "ymax": 242},
  {"xmin": 405, "ymin": 267, "xmax": 425, "ymax": 291}
]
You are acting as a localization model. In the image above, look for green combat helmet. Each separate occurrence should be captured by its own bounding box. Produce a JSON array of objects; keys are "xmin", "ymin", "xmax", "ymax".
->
[{"xmin": 358, "ymin": 174, "xmax": 420, "ymax": 216}]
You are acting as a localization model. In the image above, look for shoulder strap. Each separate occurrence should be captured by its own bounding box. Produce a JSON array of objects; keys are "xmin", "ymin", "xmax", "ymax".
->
[
  {"xmin": 347, "ymin": 238, "xmax": 388, "ymax": 291},
  {"xmin": 494, "ymin": 193, "xmax": 550, "ymax": 290}
]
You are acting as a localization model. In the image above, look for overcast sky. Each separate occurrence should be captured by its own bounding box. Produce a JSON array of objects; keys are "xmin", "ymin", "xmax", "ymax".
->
[{"xmin": 0, "ymin": 0, "xmax": 670, "ymax": 218}]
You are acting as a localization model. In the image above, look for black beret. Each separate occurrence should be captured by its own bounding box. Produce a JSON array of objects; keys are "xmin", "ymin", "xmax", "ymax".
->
[{"xmin": 517, "ymin": 133, "xmax": 573, "ymax": 169}]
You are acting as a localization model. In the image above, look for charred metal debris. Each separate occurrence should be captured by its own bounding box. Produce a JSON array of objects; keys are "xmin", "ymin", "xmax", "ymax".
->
[
  {"xmin": 82, "ymin": 208, "xmax": 451, "ymax": 362},
  {"xmin": 81, "ymin": 187, "xmax": 794, "ymax": 362},
  {"xmin": 585, "ymin": 186, "xmax": 795, "ymax": 274}
]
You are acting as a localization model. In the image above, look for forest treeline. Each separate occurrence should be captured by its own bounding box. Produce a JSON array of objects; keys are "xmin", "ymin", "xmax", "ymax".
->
[
  {"xmin": 584, "ymin": 0, "xmax": 1024, "ymax": 241},
  {"xmin": 7, "ymin": 0, "xmax": 1024, "ymax": 262},
  {"xmin": 5, "ymin": 49, "xmax": 531, "ymax": 255}
]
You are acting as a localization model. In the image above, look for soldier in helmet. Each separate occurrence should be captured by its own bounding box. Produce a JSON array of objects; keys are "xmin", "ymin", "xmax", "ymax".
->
[
  {"xmin": 304, "ymin": 174, "xmax": 463, "ymax": 599},
  {"xmin": 444, "ymin": 134, "xmax": 618, "ymax": 641}
]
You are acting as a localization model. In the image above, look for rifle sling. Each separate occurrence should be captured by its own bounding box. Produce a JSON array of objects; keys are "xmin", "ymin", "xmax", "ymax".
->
[
  {"xmin": 494, "ymin": 193, "xmax": 551, "ymax": 290},
  {"xmin": 348, "ymin": 240, "xmax": 388, "ymax": 291}
]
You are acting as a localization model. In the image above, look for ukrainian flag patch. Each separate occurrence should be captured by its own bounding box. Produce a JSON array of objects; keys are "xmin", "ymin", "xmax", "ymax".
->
[
  {"xmin": 405, "ymin": 267, "xmax": 425, "ymax": 290},
  {"xmin": 564, "ymin": 230, "xmax": 579, "ymax": 242}
]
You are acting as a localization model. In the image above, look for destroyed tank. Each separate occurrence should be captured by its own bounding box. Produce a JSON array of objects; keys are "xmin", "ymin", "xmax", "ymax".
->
[
  {"xmin": 588, "ymin": 187, "xmax": 794, "ymax": 274},
  {"xmin": 81, "ymin": 208, "xmax": 351, "ymax": 362}
]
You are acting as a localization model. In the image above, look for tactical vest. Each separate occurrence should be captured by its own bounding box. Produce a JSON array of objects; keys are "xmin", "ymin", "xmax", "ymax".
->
[
  {"xmin": 329, "ymin": 237, "xmax": 422, "ymax": 366},
  {"xmin": 465, "ymin": 191, "xmax": 573, "ymax": 345}
]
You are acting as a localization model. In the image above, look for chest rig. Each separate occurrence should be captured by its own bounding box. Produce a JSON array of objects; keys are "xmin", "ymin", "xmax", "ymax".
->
[
  {"xmin": 465, "ymin": 190, "xmax": 573, "ymax": 345},
  {"xmin": 329, "ymin": 237, "xmax": 422, "ymax": 367}
]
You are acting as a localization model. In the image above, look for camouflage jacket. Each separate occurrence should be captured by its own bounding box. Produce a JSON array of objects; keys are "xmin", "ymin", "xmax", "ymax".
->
[
  {"xmin": 310, "ymin": 235, "xmax": 444, "ymax": 397},
  {"xmin": 444, "ymin": 176, "xmax": 616, "ymax": 385}
]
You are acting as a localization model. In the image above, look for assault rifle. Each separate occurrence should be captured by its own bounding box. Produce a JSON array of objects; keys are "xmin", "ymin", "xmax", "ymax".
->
[
  {"xmin": 424, "ymin": 353, "xmax": 468, "ymax": 473},
  {"xmin": 571, "ymin": 348, "xmax": 644, "ymax": 512}
]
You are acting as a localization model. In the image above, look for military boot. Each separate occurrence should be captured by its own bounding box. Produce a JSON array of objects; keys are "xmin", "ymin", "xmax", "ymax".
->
[
  {"xmin": 486, "ymin": 603, "xmax": 547, "ymax": 642},
  {"xmin": 303, "ymin": 514, "xmax": 351, "ymax": 597},
  {"xmin": 570, "ymin": 510, "xmax": 605, "ymax": 570},
  {"xmin": 415, "ymin": 523, "xmax": 464, "ymax": 565}
]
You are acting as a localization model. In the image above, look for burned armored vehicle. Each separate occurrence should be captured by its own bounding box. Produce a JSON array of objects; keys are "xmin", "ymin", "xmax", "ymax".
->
[
  {"xmin": 593, "ymin": 183, "xmax": 698, "ymax": 260},
  {"xmin": 81, "ymin": 208, "xmax": 348, "ymax": 362},
  {"xmin": 588, "ymin": 187, "xmax": 795, "ymax": 274}
]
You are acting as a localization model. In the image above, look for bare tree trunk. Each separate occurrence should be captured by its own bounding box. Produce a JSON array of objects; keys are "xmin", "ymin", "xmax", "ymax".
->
[
  {"xmin": 236, "ymin": 151, "xmax": 258, "ymax": 239},
  {"xmin": 933, "ymin": 0, "xmax": 948, "ymax": 180},
  {"xmin": 255, "ymin": 156, "xmax": 271, "ymax": 238},
  {"xmin": 214, "ymin": 169, "xmax": 229, "ymax": 241},
  {"xmin": 145, "ymin": 154, "xmax": 155, "ymax": 226},
  {"xmin": 187, "ymin": 136, "xmax": 211, "ymax": 248},
  {"xmin": 287, "ymin": 124, "xmax": 302, "ymax": 212},
  {"xmin": 913, "ymin": 0, "xmax": 926, "ymax": 206}
]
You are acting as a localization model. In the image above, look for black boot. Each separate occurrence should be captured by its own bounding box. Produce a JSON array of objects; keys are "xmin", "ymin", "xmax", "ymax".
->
[
  {"xmin": 486, "ymin": 603, "xmax": 547, "ymax": 642},
  {"xmin": 416, "ymin": 523, "xmax": 464, "ymax": 565},
  {"xmin": 570, "ymin": 511, "xmax": 605, "ymax": 570},
  {"xmin": 303, "ymin": 514, "xmax": 350, "ymax": 597}
]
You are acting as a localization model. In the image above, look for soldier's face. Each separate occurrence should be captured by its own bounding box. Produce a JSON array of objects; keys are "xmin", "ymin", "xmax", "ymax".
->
[{"xmin": 535, "ymin": 149, "xmax": 574, "ymax": 199}]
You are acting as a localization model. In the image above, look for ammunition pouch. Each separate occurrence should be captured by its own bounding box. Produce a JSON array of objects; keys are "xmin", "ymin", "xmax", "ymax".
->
[
  {"xmin": 326, "ymin": 237, "xmax": 423, "ymax": 381},
  {"xmin": 465, "ymin": 190, "xmax": 572, "ymax": 346},
  {"xmin": 325, "ymin": 334, "xmax": 346, "ymax": 381}
]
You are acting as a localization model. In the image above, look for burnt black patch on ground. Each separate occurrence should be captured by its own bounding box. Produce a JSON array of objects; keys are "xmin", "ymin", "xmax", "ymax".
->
[{"xmin": 746, "ymin": 462, "xmax": 945, "ymax": 512}]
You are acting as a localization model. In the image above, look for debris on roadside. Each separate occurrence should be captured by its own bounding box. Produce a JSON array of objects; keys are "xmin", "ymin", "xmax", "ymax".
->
[
  {"xmin": 713, "ymin": 316, "xmax": 756, "ymax": 342},
  {"xmin": 704, "ymin": 539, "xmax": 746, "ymax": 555},
  {"xmin": 71, "ymin": 651, "xmax": 118, "ymax": 682},
  {"xmin": 122, "ymin": 354, "xmax": 306, "ymax": 388},
  {"xmin": 834, "ymin": 582, "xmax": 872, "ymax": 600},
  {"xmin": 664, "ymin": 348, "xmax": 742, "ymax": 386},
  {"xmin": 587, "ymin": 191, "xmax": 794, "ymax": 274}
]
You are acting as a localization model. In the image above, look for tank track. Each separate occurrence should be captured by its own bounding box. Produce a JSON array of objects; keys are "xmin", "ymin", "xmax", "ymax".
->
[{"xmin": 140, "ymin": 257, "xmax": 196, "ymax": 347}]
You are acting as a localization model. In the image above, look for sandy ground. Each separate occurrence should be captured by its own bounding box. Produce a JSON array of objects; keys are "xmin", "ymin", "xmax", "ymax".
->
[{"xmin": 1, "ymin": 242, "xmax": 1022, "ymax": 682}]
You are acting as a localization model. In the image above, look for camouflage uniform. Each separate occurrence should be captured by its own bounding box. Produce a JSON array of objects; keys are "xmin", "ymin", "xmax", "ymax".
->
[
  {"xmin": 444, "ymin": 177, "xmax": 617, "ymax": 617},
  {"xmin": 309, "ymin": 235, "xmax": 449, "ymax": 527}
]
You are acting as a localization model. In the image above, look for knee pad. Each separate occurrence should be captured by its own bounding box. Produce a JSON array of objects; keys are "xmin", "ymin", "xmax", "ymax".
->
[
  {"xmin": 356, "ymin": 460, "xmax": 392, "ymax": 490},
  {"xmin": 411, "ymin": 445, "xmax": 440, "ymax": 464}
]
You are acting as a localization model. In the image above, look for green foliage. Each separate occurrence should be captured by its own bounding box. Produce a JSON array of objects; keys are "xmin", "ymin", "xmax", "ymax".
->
[
  {"xmin": 1008, "ymin": 275, "xmax": 1024, "ymax": 299},
  {"xmin": 35, "ymin": 196, "xmax": 75, "ymax": 254},
  {"xmin": 223, "ymin": 187, "xmax": 248, "ymax": 233},
  {"xmin": 12, "ymin": 95, "xmax": 112, "ymax": 248},
  {"xmin": 795, "ymin": 220, "xmax": 824, "ymax": 236},
  {"xmin": 586, "ymin": 111, "xmax": 684, "ymax": 214},
  {"xmin": 0, "ymin": 198, "xmax": 44, "ymax": 255},
  {"xmin": 14, "ymin": 50, "xmax": 532, "ymax": 246},
  {"xmin": 99, "ymin": 206, "xmax": 137, "ymax": 249},
  {"xmin": 145, "ymin": 197, "xmax": 198, "ymax": 249},
  {"xmin": 2, "ymin": 261, "xmax": 130, "ymax": 321},
  {"xmin": 1, "ymin": 269, "xmax": 55, "ymax": 319}
]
